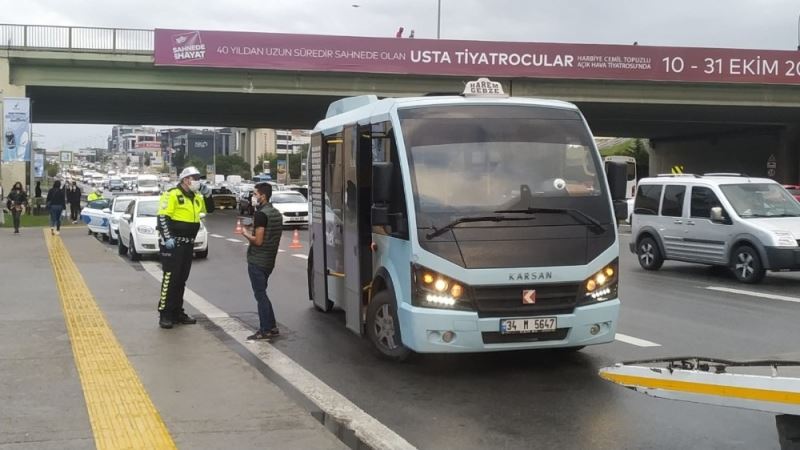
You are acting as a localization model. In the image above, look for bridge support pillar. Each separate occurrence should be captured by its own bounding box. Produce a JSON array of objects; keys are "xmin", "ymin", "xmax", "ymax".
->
[
  {"xmin": 0, "ymin": 57, "xmax": 27, "ymax": 196},
  {"xmin": 648, "ymin": 129, "xmax": 798, "ymax": 182}
]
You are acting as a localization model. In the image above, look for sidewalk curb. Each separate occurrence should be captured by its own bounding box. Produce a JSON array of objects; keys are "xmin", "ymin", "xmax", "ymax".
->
[{"xmin": 203, "ymin": 316, "xmax": 416, "ymax": 450}]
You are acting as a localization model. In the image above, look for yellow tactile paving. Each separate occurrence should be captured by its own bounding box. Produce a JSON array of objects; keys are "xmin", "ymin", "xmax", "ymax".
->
[{"xmin": 44, "ymin": 231, "xmax": 177, "ymax": 450}]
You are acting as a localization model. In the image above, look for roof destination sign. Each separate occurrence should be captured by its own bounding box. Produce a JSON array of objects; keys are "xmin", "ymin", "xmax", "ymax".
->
[
  {"xmin": 155, "ymin": 29, "xmax": 800, "ymax": 85},
  {"xmin": 463, "ymin": 78, "xmax": 507, "ymax": 97}
]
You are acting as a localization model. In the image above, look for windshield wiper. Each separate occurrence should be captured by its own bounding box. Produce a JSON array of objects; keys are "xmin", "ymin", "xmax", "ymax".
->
[
  {"xmin": 494, "ymin": 207, "xmax": 606, "ymax": 233},
  {"xmin": 425, "ymin": 215, "xmax": 533, "ymax": 240}
]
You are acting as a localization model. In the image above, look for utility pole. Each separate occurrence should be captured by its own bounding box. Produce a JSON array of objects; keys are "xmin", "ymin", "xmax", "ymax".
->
[{"xmin": 437, "ymin": 0, "xmax": 442, "ymax": 39}]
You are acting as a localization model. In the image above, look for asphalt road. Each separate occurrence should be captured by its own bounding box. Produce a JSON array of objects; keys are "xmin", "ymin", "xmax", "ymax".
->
[{"xmin": 101, "ymin": 208, "xmax": 799, "ymax": 449}]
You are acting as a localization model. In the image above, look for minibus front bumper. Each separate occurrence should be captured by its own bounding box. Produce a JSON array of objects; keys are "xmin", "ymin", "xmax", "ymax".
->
[{"xmin": 397, "ymin": 299, "xmax": 620, "ymax": 353}]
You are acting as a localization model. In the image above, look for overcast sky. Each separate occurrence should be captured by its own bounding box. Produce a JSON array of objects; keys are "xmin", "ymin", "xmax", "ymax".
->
[{"xmin": 7, "ymin": 0, "xmax": 800, "ymax": 148}]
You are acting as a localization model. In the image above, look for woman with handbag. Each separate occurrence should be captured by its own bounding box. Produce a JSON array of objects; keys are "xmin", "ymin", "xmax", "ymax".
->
[
  {"xmin": 6, "ymin": 182, "xmax": 27, "ymax": 234},
  {"xmin": 46, "ymin": 180, "xmax": 66, "ymax": 235}
]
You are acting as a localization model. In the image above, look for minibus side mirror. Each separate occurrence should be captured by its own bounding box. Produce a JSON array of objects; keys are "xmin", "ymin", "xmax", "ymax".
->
[
  {"xmin": 371, "ymin": 205, "xmax": 390, "ymax": 226},
  {"xmin": 605, "ymin": 161, "xmax": 628, "ymax": 201},
  {"xmin": 613, "ymin": 201, "xmax": 628, "ymax": 221},
  {"xmin": 372, "ymin": 162, "xmax": 393, "ymax": 204}
]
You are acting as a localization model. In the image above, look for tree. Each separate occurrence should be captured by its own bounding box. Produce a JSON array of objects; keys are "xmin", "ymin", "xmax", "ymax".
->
[
  {"xmin": 185, "ymin": 158, "xmax": 207, "ymax": 176},
  {"xmin": 144, "ymin": 152, "xmax": 151, "ymax": 167},
  {"xmin": 625, "ymin": 139, "xmax": 650, "ymax": 169},
  {"xmin": 215, "ymin": 154, "xmax": 252, "ymax": 179},
  {"xmin": 256, "ymin": 153, "xmax": 278, "ymax": 178},
  {"xmin": 46, "ymin": 161, "xmax": 60, "ymax": 178}
]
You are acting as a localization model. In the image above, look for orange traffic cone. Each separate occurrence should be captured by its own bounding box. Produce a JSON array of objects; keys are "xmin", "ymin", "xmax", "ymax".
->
[
  {"xmin": 234, "ymin": 218, "xmax": 243, "ymax": 234},
  {"xmin": 288, "ymin": 228, "xmax": 303, "ymax": 249}
]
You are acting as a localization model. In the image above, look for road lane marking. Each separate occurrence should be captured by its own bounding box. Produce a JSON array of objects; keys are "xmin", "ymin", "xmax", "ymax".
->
[
  {"xmin": 139, "ymin": 261, "xmax": 415, "ymax": 450},
  {"xmin": 210, "ymin": 234, "xmax": 225, "ymax": 238},
  {"xmin": 615, "ymin": 333, "xmax": 661, "ymax": 347},
  {"xmin": 292, "ymin": 254, "xmax": 309, "ymax": 260},
  {"xmin": 226, "ymin": 238, "xmax": 243, "ymax": 243},
  {"xmin": 141, "ymin": 262, "xmax": 229, "ymax": 318},
  {"xmin": 279, "ymin": 249, "xmax": 286, "ymax": 253},
  {"xmin": 706, "ymin": 286, "xmax": 800, "ymax": 304},
  {"xmin": 45, "ymin": 232, "xmax": 176, "ymax": 450}
]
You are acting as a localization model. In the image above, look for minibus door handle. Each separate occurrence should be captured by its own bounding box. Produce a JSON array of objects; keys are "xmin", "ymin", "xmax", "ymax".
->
[{"xmin": 673, "ymin": 219, "xmax": 683, "ymax": 225}]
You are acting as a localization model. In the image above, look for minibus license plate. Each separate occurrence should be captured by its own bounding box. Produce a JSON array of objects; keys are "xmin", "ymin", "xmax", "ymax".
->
[{"xmin": 500, "ymin": 317, "xmax": 557, "ymax": 334}]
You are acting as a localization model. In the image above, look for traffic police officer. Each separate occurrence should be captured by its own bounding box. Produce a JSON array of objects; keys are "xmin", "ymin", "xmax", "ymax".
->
[
  {"xmin": 87, "ymin": 187, "xmax": 102, "ymax": 202},
  {"xmin": 156, "ymin": 166, "xmax": 214, "ymax": 329}
]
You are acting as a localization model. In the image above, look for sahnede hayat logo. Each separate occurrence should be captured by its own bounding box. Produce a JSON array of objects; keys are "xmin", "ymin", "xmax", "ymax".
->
[{"xmin": 172, "ymin": 31, "xmax": 206, "ymax": 61}]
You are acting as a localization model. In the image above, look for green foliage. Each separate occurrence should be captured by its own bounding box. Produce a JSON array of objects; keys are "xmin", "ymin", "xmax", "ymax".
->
[
  {"xmin": 144, "ymin": 152, "xmax": 151, "ymax": 166},
  {"xmin": 599, "ymin": 138, "xmax": 650, "ymax": 168},
  {"xmin": 185, "ymin": 158, "xmax": 207, "ymax": 176},
  {"xmin": 46, "ymin": 161, "xmax": 59, "ymax": 178},
  {"xmin": 215, "ymin": 154, "xmax": 252, "ymax": 179}
]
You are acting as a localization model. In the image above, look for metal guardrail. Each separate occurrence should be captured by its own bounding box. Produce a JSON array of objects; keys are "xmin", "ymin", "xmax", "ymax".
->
[{"xmin": 0, "ymin": 24, "xmax": 153, "ymax": 53}]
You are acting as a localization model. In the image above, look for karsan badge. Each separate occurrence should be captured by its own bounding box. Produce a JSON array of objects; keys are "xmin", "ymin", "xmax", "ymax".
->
[{"xmin": 522, "ymin": 290, "xmax": 536, "ymax": 305}]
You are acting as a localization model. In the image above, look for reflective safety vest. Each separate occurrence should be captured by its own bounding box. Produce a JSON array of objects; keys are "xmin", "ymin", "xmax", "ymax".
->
[
  {"xmin": 157, "ymin": 187, "xmax": 206, "ymax": 238},
  {"xmin": 87, "ymin": 192, "xmax": 102, "ymax": 202}
]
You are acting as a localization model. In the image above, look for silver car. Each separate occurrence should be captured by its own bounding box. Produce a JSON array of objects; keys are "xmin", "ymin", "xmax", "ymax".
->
[{"xmin": 630, "ymin": 174, "xmax": 800, "ymax": 283}]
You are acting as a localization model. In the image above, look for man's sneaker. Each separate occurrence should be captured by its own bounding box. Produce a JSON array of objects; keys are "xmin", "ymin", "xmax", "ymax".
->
[
  {"xmin": 247, "ymin": 328, "xmax": 279, "ymax": 341},
  {"xmin": 176, "ymin": 313, "xmax": 197, "ymax": 325},
  {"xmin": 159, "ymin": 317, "xmax": 174, "ymax": 329}
]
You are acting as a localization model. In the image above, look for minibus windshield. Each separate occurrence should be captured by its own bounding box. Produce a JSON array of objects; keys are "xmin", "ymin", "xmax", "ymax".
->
[
  {"xmin": 720, "ymin": 183, "xmax": 800, "ymax": 218},
  {"xmin": 399, "ymin": 105, "xmax": 610, "ymax": 231}
]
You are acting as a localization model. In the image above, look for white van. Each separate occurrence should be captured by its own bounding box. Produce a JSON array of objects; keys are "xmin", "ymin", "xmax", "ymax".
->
[
  {"xmin": 136, "ymin": 174, "xmax": 160, "ymax": 195},
  {"xmin": 631, "ymin": 174, "xmax": 800, "ymax": 283}
]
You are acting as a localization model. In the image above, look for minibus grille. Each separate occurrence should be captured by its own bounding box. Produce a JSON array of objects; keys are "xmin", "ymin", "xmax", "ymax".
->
[
  {"xmin": 472, "ymin": 283, "xmax": 580, "ymax": 318},
  {"xmin": 482, "ymin": 328, "xmax": 569, "ymax": 344}
]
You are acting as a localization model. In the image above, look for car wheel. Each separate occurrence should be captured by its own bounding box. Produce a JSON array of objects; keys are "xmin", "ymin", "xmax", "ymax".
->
[
  {"xmin": 87, "ymin": 228, "xmax": 93, "ymax": 235},
  {"xmin": 108, "ymin": 226, "xmax": 117, "ymax": 245},
  {"xmin": 731, "ymin": 245, "xmax": 766, "ymax": 284},
  {"xmin": 637, "ymin": 236, "xmax": 664, "ymax": 270},
  {"xmin": 128, "ymin": 235, "xmax": 141, "ymax": 261},
  {"xmin": 366, "ymin": 290, "xmax": 411, "ymax": 362},
  {"xmin": 118, "ymin": 236, "xmax": 128, "ymax": 255},
  {"xmin": 195, "ymin": 249, "xmax": 208, "ymax": 259}
]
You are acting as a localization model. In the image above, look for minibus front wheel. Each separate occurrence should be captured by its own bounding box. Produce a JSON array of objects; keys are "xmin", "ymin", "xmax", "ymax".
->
[{"xmin": 366, "ymin": 291, "xmax": 411, "ymax": 362}]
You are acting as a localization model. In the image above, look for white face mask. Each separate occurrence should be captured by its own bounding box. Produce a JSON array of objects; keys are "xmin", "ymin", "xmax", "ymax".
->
[{"xmin": 189, "ymin": 180, "xmax": 201, "ymax": 192}]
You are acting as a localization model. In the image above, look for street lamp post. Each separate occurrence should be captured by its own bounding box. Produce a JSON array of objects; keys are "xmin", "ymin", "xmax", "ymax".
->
[
  {"xmin": 437, "ymin": 0, "xmax": 441, "ymax": 39},
  {"xmin": 797, "ymin": 13, "xmax": 800, "ymax": 50}
]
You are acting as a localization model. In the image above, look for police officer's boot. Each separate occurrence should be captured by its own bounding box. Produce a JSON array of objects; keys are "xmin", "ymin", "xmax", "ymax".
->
[
  {"xmin": 159, "ymin": 313, "xmax": 174, "ymax": 329},
  {"xmin": 176, "ymin": 312, "xmax": 197, "ymax": 325}
]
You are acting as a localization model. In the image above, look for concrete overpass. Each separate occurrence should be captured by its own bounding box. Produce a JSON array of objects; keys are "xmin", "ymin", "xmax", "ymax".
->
[{"xmin": 2, "ymin": 24, "xmax": 800, "ymax": 183}]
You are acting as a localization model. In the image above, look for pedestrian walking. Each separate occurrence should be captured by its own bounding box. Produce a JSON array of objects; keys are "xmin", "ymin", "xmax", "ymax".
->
[
  {"xmin": 0, "ymin": 183, "xmax": 5, "ymax": 226},
  {"xmin": 67, "ymin": 182, "xmax": 82, "ymax": 223},
  {"xmin": 156, "ymin": 166, "xmax": 214, "ymax": 329},
  {"xmin": 238, "ymin": 182, "xmax": 283, "ymax": 340},
  {"xmin": 6, "ymin": 182, "xmax": 27, "ymax": 234},
  {"xmin": 46, "ymin": 180, "xmax": 67, "ymax": 235},
  {"xmin": 34, "ymin": 181, "xmax": 42, "ymax": 199}
]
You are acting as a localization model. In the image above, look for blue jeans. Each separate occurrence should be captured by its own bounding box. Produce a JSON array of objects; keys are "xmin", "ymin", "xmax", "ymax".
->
[
  {"xmin": 49, "ymin": 205, "xmax": 64, "ymax": 230},
  {"xmin": 247, "ymin": 263, "xmax": 276, "ymax": 332}
]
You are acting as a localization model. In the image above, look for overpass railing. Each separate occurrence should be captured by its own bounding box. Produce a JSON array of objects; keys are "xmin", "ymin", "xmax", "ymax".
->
[{"xmin": 0, "ymin": 24, "xmax": 153, "ymax": 53}]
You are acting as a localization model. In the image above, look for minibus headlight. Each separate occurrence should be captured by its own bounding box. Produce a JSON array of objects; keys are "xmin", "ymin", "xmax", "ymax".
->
[
  {"xmin": 412, "ymin": 264, "xmax": 473, "ymax": 311},
  {"xmin": 579, "ymin": 260, "xmax": 618, "ymax": 305}
]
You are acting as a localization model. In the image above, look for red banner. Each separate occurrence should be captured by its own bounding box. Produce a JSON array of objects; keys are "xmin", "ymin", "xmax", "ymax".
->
[{"xmin": 154, "ymin": 29, "xmax": 800, "ymax": 85}]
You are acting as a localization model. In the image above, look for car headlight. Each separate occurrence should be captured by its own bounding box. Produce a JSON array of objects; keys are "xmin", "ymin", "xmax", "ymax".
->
[
  {"xmin": 411, "ymin": 264, "xmax": 473, "ymax": 311},
  {"xmin": 111, "ymin": 218, "xmax": 119, "ymax": 225},
  {"xmin": 771, "ymin": 230, "xmax": 797, "ymax": 247},
  {"xmin": 578, "ymin": 260, "xmax": 618, "ymax": 305},
  {"xmin": 136, "ymin": 225, "xmax": 155, "ymax": 235}
]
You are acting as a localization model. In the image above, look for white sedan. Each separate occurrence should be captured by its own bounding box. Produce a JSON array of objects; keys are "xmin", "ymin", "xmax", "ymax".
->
[
  {"xmin": 80, "ymin": 198, "xmax": 112, "ymax": 238},
  {"xmin": 117, "ymin": 197, "xmax": 208, "ymax": 261},
  {"xmin": 270, "ymin": 191, "xmax": 309, "ymax": 228},
  {"xmin": 106, "ymin": 195, "xmax": 136, "ymax": 245}
]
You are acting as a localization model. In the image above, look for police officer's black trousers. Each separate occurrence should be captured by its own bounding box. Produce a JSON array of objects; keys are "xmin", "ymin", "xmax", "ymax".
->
[{"xmin": 158, "ymin": 242, "xmax": 194, "ymax": 320}]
